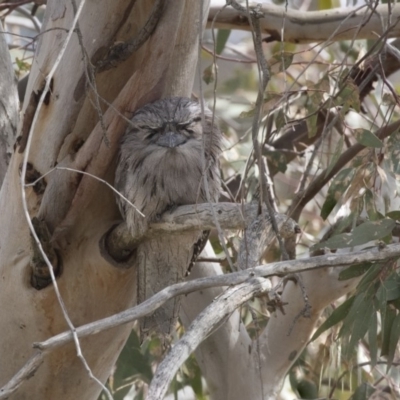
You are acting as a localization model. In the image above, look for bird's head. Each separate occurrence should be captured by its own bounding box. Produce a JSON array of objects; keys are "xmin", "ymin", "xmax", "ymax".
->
[{"xmin": 124, "ymin": 97, "xmax": 219, "ymax": 154}]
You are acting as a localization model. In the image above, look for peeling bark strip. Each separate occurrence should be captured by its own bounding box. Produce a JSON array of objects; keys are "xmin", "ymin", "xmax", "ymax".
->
[
  {"xmin": 18, "ymin": 78, "xmax": 54, "ymax": 154},
  {"xmin": 208, "ymin": 3, "xmax": 400, "ymax": 43},
  {"xmin": 101, "ymin": 202, "xmax": 300, "ymax": 267},
  {"xmin": 96, "ymin": 0, "xmax": 165, "ymax": 72},
  {"xmin": 20, "ymin": 162, "xmax": 47, "ymax": 195}
]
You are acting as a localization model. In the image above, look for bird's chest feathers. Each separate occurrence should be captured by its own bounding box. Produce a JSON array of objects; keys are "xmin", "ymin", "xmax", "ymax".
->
[{"xmin": 140, "ymin": 147, "xmax": 204, "ymax": 207}]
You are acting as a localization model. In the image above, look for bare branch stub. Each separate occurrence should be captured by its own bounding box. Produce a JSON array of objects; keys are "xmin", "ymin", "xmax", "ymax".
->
[{"xmin": 30, "ymin": 217, "xmax": 61, "ymax": 289}]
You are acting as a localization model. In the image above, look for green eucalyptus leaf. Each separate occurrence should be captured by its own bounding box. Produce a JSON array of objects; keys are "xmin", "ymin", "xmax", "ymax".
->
[
  {"xmin": 387, "ymin": 129, "xmax": 400, "ymax": 174},
  {"xmin": 381, "ymin": 307, "xmax": 396, "ymax": 357},
  {"xmin": 311, "ymin": 296, "xmax": 355, "ymax": 341},
  {"xmin": 353, "ymin": 129, "xmax": 383, "ymax": 148},
  {"xmin": 340, "ymin": 293, "xmax": 374, "ymax": 352},
  {"xmin": 296, "ymin": 379, "xmax": 319, "ymax": 399},
  {"xmin": 325, "ymin": 136, "xmax": 344, "ymax": 178},
  {"xmin": 356, "ymin": 264, "xmax": 381, "ymax": 294},
  {"xmin": 364, "ymin": 189, "xmax": 379, "ymax": 221},
  {"xmin": 350, "ymin": 383, "xmax": 375, "ymax": 399},
  {"xmin": 216, "ymin": 29, "xmax": 231, "ymax": 54},
  {"xmin": 368, "ymin": 311, "xmax": 378, "ymax": 367},
  {"xmin": 320, "ymin": 167, "xmax": 355, "ymax": 220},
  {"xmin": 275, "ymin": 109, "xmax": 286, "ymax": 131},
  {"xmin": 314, "ymin": 219, "xmax": 395, "ymax": 250},
  {"xmin": 381, "ymin": 273, "xmax": 400, "ymax": 302},
  {"xmin": 339, "ymin": 262, "xmax": 372, "ymax": 281},
  {"xmin": 387, "ymin": 210, "xmax": 400, "ymax": 220},
  {"xmin": 387, "ymin": 312, "xmax": 400, "ymax": 371}
]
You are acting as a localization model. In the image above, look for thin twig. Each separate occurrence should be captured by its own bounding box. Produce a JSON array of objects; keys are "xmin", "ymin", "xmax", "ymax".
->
[
  {"xmin": 0, "ymin": 352, "xmax": 44, "ymax": 399},
  {"xmin": 25, "ymin": 165, "xmax": 145, "ymax": 217},
  {"xmin": 238, "ymin": 1, "xmax": 288, "ymax": 261},
  {"xmin": 199, "ymin": 0, "xmax": 235, "ymax": 271},
  {"xmin": 201, "ymin": 44, "xmax": 256, "ymax": 63}
]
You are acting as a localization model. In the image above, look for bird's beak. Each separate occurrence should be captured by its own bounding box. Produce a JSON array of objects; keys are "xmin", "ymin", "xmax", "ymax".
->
[{"xmin": 156, "ymin": 131, "xmax": 186, "ymax": 148}]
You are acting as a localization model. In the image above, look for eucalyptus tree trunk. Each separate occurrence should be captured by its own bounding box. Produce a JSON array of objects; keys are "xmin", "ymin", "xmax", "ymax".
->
[
  {"xmin": 0, "ymin": 1, "xmax": 210, "ymax": 399},
  {"xmin": 1, "ymin": 2, "xmax": 390, "ymax": 400}
]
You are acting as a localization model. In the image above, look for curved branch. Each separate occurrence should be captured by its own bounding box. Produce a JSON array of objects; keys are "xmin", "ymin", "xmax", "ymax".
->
[
  {"xmin": 35, "ymin": 242, "xmax": 400, "ymax": 352},
  {"xmin": 147, "ymin": 277, "xmax": 272, "ymax": 400},
  {"xmin": 207, "ymin": 3, "xmax": 400, "ymax": 43}
]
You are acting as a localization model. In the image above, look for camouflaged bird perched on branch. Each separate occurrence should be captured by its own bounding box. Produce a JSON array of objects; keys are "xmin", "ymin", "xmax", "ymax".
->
[{"xmin": 115, "ymin": 97, "xmax": 222, "ymax": 338}]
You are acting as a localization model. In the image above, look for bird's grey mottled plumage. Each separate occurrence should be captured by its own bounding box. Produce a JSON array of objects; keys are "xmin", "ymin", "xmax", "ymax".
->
[{"xmin": 115, "ymin": 97, "xmax": 221, "ymax": 337}]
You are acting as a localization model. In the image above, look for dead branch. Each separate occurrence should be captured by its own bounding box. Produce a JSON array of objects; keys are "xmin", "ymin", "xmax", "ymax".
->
[
  {"xmin": 34, "ymin": 242, "xmax": 400, "ymax": 352},
  {"xmin": 147, "ymin": 277, "xmax": 272, "ymax": 400},
  {"xmin": 0, "ymin": 352, "xmax": 43, "ymax": 400}
]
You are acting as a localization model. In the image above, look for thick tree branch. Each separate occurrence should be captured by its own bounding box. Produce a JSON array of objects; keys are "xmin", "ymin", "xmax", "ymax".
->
[
  {"xmin": 101, "ymin": 202, "xmax": 300, "ymax": 265},
  {"xmin": 207, "ymin": 3, "xmax": 400, "ymax": 43}
]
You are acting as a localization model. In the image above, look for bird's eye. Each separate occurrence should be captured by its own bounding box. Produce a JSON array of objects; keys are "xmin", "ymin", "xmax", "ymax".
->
[
  {"xmin": 146, "ymin": 128, "xmax": 160, "ymax": 140},
  {"xmin": 177, "ymin": 122, "xmax": 195, "ymax": 134}
]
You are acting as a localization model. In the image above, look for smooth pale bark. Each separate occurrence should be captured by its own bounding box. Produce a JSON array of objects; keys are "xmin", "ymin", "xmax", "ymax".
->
[
  {"xmin": 180, "ymin": 245, "xmax": 361, "ymax": 400},
  {"xmin": 0, "ymin": 21, "xmax": 18, "ymax": 187},
  {"xmin": 0, "ymin": 1, "xmax": 209, "ymax": 399}
]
